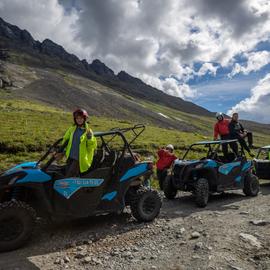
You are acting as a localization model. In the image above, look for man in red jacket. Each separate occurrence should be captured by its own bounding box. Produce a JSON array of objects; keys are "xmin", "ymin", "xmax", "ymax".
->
[
  {"xmin": 156, "ymin": 144, "xmax": 177, "ymax": 190},
  {"xmin": 213, "ymin": 112, "xmax": 233, "ymax": 159}
]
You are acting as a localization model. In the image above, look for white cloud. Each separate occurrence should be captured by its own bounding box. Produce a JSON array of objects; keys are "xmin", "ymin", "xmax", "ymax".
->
[
  {"xmin": 0, "ymin": 0, "xmax": 90, "ymax": 59},
  {"xmin": 197, "ymin": 63, "xmax": 218, "ymax": 77},
  {"xmin": 228, "ymin": 73, "xmax": 270, "ymax": 123},
  {"xmin": 161, "ymin": 78, "xmax": 197, "ymax": 99},
  {"xmin": 0, "ymin": 0, "xmax": 270, "ymax": 105},
  {"xmin": 230, "ymin": 50, "xmax": 270, "ymax": 77},
  {"xmin": 141, "ymin": 74, "xmax": 197, "ymax": 99}
]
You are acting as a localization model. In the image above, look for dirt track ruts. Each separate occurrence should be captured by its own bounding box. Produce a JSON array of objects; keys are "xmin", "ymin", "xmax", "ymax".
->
[{"xmin": 0, "ymin": 183, "xmax": 270, "ymax": 270}]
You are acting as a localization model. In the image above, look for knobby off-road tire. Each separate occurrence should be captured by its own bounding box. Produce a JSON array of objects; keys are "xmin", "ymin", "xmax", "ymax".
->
[
  {"xmin": 195, "ymin": 178, "xmax": 209, "ymax": 207},
  {"xmin": 130, "ymin": 187, "xmax": 162, "ymax": 222},
  {"xmin": 0, "ymin": 200, "xmax": 36, "ymax": 252},
  {"xmin": 163, "ymin": 175, "xmax": 177, "ymax": 199},
  {"xmin": 243, "ymin": 173, "xmax": 260, "ymax": 196}
]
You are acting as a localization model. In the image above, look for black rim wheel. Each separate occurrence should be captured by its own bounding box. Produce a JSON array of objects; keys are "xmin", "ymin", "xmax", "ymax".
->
[
  {"xmin": 141, "ymin": 195, "xmax": 157, "ymax": 215},
  {"xmin": 251, "ymin": 178, "xmax": 259, "ymax": 192},
  {"xmin": 0, "ymin": 216, "xmax": 24, "ymax": 242}
]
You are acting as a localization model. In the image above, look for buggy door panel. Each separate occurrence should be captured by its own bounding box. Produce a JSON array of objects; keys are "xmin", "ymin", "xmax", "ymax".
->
[
  {"xmin": 218, "ymin": 161, "xmax": 242, "ymax": 188},
  {"xmin": 53, "ymin": 168, "xmax": 111, "ymax": 217},
  {"xmin": 116, "ymin": 154, "xmax": 136, "ymax": 177},
  {"xmin": 94, "ymin": 155, "xmax": 139, "ymax": 212}
]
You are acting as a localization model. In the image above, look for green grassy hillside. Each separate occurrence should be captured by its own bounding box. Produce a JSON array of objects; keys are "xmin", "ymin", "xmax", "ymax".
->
[
  {"xmin": 0, "ymin": 97, "xmax": 269, "ymax": 172},
  {"xmin": 0, "ymin": 98, "xmax": 206, "ymax": 171}
]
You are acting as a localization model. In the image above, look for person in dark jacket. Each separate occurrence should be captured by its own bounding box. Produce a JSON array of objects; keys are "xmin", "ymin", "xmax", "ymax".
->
[
  {"xmin": 229, "ymin": 113, "xmax": 254, "ymax": 157},
  {"xmin": 156, "ymin": 144, "xmax": 177, "ymax": 190}
]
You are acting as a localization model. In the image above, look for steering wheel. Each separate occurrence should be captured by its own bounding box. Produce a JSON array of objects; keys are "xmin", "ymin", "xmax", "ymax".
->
[
  {"xmin": 210, "ymin": 152, "xmax": 222, "ymax": 162},
  {"xmin": 40, "ymin": 139, "xmax": 67, "ymax": 170},
  {"xmin": 48, "ymin": 145, "xmax": 61, "ymax": 154}
]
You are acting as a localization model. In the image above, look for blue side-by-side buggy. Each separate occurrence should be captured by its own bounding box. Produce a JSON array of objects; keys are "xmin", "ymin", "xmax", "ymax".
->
[
  {"xmin": 163, "ymin": 139, "xmax": 259, "ymax": 207},
  {"xmin": 0, "ymin": 125, "xmax": 162, "ymax": 252}
]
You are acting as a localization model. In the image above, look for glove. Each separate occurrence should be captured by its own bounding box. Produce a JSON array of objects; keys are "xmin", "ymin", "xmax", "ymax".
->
[{"xmin": 86, "ymin": 128, "xmax": 93, "ymax": 139}]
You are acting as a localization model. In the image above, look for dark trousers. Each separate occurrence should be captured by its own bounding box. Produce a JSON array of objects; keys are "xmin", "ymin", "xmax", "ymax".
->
[
  {"xmin": 237, "ymin": 137, "xmax": 251, "ymax": 154},
  {"xmin": 66, "ymin": 158, "xmax": 80, "ymax": 177},
  {"xmin": 220, "ymin": 135, "xmax": 230, "ymax": 158},
  {"xmin": 157, "ymin": 169, "xmax": 168, "ymax": 190},
  {"xmin": 221, "ymin": 134, "xmax": 238, "ymax": 159},
  {"xmin": 246, "ymin": 132, "xmax": 253, "ymax": 147}
]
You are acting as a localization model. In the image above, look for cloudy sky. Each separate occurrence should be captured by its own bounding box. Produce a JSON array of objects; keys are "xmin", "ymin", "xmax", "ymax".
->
[{"xmin": 0, "ymin": 0, "xmax": 270, "ymax": 123}]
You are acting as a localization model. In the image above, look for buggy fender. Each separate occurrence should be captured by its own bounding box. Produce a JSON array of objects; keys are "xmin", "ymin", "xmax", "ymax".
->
[
  {"xmin": 190, "ymin": 168, "xmax": 218, "ymax": 187},
  {"xmin": 241, "ymin": 160, "xmax": 253, "ymax": 173},
  {"xmin": 10, "ymin": 182, "xmax": 54, "ymax": 215},
  {"xmin": 119, "ymin": 163, "xmax": 152, "ymax": 182},
  {"xmin": 119, "ymin": 163, "xmax": 153, "ymax": 205},
  {"xmin": 3, "ymin": 162, "xmax": 38, "ymax": 176}
]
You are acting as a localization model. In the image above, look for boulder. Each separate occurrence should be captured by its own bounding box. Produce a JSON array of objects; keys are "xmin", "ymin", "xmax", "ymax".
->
[
  {"xmin": 0, "ymin": 75, "xmax": 12, "ymax": 87},
  {"xmin": 239, "ymin": 233, "xmax": 262, "ymax": 249},
  {"xmin": 250, "ymin": 220, "xmax": 270, "ymax": 226},
  {"xmin": 190, "ymin": 231, "xmax": 201, "ymax": 239}
]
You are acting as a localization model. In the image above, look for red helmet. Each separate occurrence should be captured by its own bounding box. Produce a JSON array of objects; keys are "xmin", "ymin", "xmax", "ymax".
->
[{"xmin": 73, "ymin": 108, "xmax": 89, "ymax": 119}]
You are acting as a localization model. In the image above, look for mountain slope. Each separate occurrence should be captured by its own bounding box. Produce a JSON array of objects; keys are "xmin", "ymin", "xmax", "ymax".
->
[
  {"xmin": 0, "ymin": 17, "xmax": 211, "ymax": 117},
  {"xmin": 0, "ymin": 17, "xmax": 269, "ymax": 136}
]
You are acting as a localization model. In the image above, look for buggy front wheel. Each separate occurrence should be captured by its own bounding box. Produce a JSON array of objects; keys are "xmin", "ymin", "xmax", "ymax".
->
[
  {"xmin": 163, "ymin": 175, "xmax": 177, "ymax": 199},
  {"xmin": 0, "ymin": 200, "xmax": 36, "ymax": 252},
  {"xmin": 130, "ymin": 187, "xmax": 162, "ymax": 222},
  {"xmin": 195, "ymin": 178, "xmax": 209, "ymax": 207},
  {"xmin": 243, "ymin": 173, "xmax": 260, "ymax": 196}
]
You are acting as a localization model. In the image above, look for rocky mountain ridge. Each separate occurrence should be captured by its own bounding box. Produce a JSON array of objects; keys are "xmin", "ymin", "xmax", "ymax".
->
[{"xmin": 0, "ymin": 17, "xmax": 211, "ymax": 117}]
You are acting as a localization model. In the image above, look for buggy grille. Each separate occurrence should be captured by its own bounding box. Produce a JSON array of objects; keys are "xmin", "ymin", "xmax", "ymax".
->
[{"xmin": 173, "ymin": 165, "xmax": 185, "ymax": 177}]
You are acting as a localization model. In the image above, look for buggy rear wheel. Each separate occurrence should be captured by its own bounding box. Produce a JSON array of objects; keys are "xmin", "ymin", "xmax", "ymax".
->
[
  {"xmin": 163, "ymin": 175, "xmax": 177, "ymax": 199},
  {"xmin": 130, "ymin": 187, "xmax": 162, "ymax": 222},
  {"xmin": 0, "ymin": 200, "xmax": 36, "ymax": 252},
  {"xmin": 243, "ymin": 173, "xmax": 260, "ymax": 196},
  {"xmin": 195, "ymin": 178, "xmax": 209, "ymax": 207}
]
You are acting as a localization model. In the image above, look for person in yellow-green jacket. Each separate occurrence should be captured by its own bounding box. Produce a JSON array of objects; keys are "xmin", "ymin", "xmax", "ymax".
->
[{"xmin": 59, "ymin": 108, "xmax": 97, "ymax": 177}]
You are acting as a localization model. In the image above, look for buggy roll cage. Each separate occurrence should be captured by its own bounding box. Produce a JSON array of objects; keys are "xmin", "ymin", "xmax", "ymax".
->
[
  {"xmin": 181, "ymin": 139, "xmax": 242, "ymax": 160},
  {"xmin": 255, "ymin": 145, "xmax": 270, "ymax": 159},
  {"xmin": 94, "ymin": 124, "xmax": 145, "ymax": 162},
  {"xmin": 38, "ymin": 124, "xmax": 146, "ymax": 171},
  {"xmin": 108, "ymin": 124, "xmax": 145, "ymax": 146}
]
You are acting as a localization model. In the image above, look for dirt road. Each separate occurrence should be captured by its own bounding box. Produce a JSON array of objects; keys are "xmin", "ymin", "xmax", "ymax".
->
[{"xmin": 0, "ymin": 183, "xmax": 270, "ymax": 270}]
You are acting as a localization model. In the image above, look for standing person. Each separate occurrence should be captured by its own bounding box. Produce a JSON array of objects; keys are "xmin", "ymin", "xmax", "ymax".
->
[
  {"xmin": 57, "ymin": 108, "xmax": 97, "ymax": 177},
  {"xmin": 156, "ymin": 144, "xmax": 177, "ymax": 190},
  {"xmin": 229, "ymin": 112, "xmax": 254, "ymax": 157},
  {"xmin": 213, "ymin": 112, "xmax": 231, "ymax": 158}
]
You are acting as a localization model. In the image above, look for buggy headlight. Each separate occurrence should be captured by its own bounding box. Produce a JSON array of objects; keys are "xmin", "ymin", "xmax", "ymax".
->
[
  {"xmin": 8, "ymin": 172, "xmax": 27, "ymax": 185},
  {"xmin": 9, "ymin": 176, "xmax": 21, "ymax": 185},
  {"xmin": 195, "ymin": 163, "xmax": 204, "ymax": 169}
]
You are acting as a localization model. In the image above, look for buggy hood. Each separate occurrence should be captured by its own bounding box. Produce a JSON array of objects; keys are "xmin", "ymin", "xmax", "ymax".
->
[
  {"xmin": 174, "ymin": 159, "xmax": 200, "ymax": 166},
  {"xmin": 2, "ymin": 162, "xmax": 37, "ymax": 176}
]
